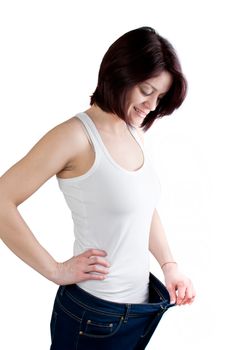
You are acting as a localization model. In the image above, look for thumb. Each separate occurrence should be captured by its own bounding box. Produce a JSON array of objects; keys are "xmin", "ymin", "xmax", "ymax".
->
[{"xmin": 167, "ymin": 285, "xmax": 177, "ymax": 304}]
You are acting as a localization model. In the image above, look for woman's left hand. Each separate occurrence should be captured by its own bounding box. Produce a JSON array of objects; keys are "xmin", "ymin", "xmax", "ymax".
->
[{"xmin": 162, "ymin": 263, "xmax": 196, "ymax": 306}]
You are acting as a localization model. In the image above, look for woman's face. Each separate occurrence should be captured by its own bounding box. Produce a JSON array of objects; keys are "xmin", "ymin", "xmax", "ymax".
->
[{"xmin": 125, "ymin": 70, "xmax": 173, "ymax": 127}]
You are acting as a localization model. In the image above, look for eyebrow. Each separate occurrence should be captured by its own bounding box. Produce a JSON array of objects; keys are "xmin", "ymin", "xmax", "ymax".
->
[{"xmin": 144, "ymin": 82, "xmax": 168, "ymax": 96}]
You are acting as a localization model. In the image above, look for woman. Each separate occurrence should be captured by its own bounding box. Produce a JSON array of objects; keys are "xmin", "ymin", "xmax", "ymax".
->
[{"xmin": 0, "ymin": 26, "xmax": 196, "ymax": 349}]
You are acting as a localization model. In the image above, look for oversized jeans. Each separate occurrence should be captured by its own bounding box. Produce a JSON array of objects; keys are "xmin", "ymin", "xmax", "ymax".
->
[{"xmin": 50, "ymin": 272, "xmax": 175, "ymax": 349}]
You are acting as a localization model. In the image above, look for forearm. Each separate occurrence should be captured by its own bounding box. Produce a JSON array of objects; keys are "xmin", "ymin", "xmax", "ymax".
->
[
  {"xmin": 148, "ymin": 208, "xmax": 176, "ymax": 267},
  {"xmin": 148, "ymin": 209, "xmax": 196, "ymax": 305},
  {"xmin": 0, "ymin": 200, "xmax": 58, "ymax": 282}
]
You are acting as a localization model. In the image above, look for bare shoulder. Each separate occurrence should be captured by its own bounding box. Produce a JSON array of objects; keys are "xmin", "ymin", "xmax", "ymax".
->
[
  {"xmin": 44, "ymin": 115, "xmax": 93, "ymax": 166},
  {"xmin": 55, "ymin": 115, "xmax": 90, "ymax": 148},
  {"xmin": 60, "ymin": 115, "xmax": 85, "ymax": 135},
  {"xmin": 0, "ymin": 115, "xmax": 89, "ymax": 206}
]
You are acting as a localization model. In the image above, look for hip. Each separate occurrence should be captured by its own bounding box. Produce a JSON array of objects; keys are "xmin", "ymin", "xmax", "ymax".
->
[
  {"xmin": 50, "ymin": 272, "xmax": 175, "ymax": 350},
  {"xmin": 76, "ymin": 267, "xmax": 150, "ymax": 303}
]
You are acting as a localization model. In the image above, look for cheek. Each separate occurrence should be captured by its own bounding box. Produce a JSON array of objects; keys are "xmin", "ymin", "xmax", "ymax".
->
[
  {"xmin": 124, "ymin": 93, "xmax": 134, "ymax": 110},
  {"xmin": 130, "ymin": 92, "xmax": 144, "ymax": 106},
  {"xmin": 124, "ymin": 88, "xmax": 143, "ymax": 113}
]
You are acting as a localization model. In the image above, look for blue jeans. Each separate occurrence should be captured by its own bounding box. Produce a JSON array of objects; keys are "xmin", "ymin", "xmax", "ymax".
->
[{"xmin": 50, "ymin": 272, "xmax": 175, "ymax": 350}]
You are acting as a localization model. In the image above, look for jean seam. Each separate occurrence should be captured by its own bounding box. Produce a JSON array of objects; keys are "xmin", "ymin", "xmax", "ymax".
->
[
  {"xmin": 50, "ymin": 310, "xmax": 58, "ymax": 342},
  {"xmin": 64, "ymin": 289, "xmax": 123, "ymax": 318},
  {"xmin": 150, "ymin": 273, "xmax": 170, "ymax": 298},
  {"xmin": 81, "ymin": 316, "xmax": 124, "ymax": 339},
  {"xmin": 56, "ymin": 295, "xmax": 82, "ymax": 322},
  {"xmin": 64, "ymin": 288, "xmax": 168, "ymax": 318},
  {"xmin": 151, "ymin": 284, "xmax": 167, "ymax": 300},
  {"xmin": 140, "ymin": 313, "xmax": 162, "ymax": 339}
]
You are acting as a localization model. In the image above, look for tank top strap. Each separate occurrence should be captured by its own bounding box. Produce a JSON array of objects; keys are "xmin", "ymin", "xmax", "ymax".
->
[
  {"xmin": 74, "ymin": 112, "xmax": 102, "ymax": 154},
  {"xmin": 75, "ymin": 111, "xmax": 145, "ymax": 162}
]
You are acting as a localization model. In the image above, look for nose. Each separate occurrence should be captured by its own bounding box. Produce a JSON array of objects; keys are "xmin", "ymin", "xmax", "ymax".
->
[{"xmin": 144, "ymin": 95, "xmax": 159, "ymax": 111}]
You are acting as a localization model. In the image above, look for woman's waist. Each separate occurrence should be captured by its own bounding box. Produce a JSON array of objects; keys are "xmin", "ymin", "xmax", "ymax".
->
[
  {"xmin": 56, "ymin": 272, "xmax": 172, "ymax": 318},
  {"xmin": 76, "ymin": 264, "xmax": 150, "ymax": 303}
]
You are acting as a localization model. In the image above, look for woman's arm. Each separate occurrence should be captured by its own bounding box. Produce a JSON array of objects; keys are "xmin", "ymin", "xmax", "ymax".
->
[
  {"xmin": 136, "ymin": 127, "xmax": 195, "ymax": 305},
  {"xmin": 0, "ymin": 117, "xmax": 110, "ymax": 285},
  {"xmin": 149, "ymin": 208, "xmax": 196, "ymax": 305},
  {"xmin": 148, "ymin": 208, "xmax": 176, "ymax": 266}
]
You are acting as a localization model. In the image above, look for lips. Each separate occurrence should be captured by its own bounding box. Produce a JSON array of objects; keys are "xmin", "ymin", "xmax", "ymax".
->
[{"xmin": 134, "ymin": 107, "xmax": 148, "ymax": 118}]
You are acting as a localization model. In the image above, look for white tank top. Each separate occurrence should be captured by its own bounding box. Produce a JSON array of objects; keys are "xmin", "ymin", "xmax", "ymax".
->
[{"xmin": 57, "ymin": 111, "xmax": 162, "ymax": 303}]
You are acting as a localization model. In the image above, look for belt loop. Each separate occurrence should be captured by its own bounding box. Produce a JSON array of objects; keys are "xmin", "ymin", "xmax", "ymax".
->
[
  {"xmin": 123, "ymin": 304, "xmax": 131, "ymax": 323},
  {"xmin": 160, "ymin": 300, "xmax": 169, "ymax": 311}
]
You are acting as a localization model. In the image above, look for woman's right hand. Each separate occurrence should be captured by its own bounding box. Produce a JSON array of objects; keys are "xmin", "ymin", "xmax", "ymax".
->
[{"xmin": 52, "ymin": 249, "xmax": 111, "ymax": 285}]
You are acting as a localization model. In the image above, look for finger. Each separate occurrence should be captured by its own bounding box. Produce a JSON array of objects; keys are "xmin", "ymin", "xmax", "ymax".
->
[
  {"xmin": 88, "ymin": 256, "xmax": 111, "ymax": 268},
  {"xmin": 167, "ymin": 285, "xmax": 177, "ymax": 305},
  {"xmin": 188, "ymin": 286, "xmax": 196, "ymax": 304},
  {"xmin": 188, "ymin": 296, "xmax": 196, "ymax": 305},
  {"xmin": 82, "ymin": 249, "xmax": 107, "ymax": 258},
  {"xmin": 85, "ymin": 264, "xmax": 110, "ymax": 275},
  {"xmin": 176, "ymin": 284, "xmax": 186, "ymax": 305},
  {"xmin": 182, "ymin": 284, "xmax": 196, "ymax": 305},
  {"xmin": 82, "ymin": 273, "xmax": 107, "ymax": 281},
  {"xmin": 181, "ymin": 287, "xmax": 193, "ymax": 305}
]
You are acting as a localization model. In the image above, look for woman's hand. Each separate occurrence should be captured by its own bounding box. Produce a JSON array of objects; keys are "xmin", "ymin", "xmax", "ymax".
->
[
  {"xmin": 51, "ymin": 249, "xmax": 111, "ymax": 285},
  {"xmin": 162, "ymin": 263, "xmax": 196, "ymax": 306}
]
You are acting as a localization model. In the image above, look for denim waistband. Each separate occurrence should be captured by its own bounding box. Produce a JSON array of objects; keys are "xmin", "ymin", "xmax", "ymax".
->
[{"xmin": 58, "ymin": 272, "xmax": 175, "ymax": 318}]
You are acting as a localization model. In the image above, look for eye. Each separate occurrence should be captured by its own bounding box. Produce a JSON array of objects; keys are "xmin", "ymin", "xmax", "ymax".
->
[{"xmin": 140, "ymin": 88, "xmax": 152, "ymax": 96}]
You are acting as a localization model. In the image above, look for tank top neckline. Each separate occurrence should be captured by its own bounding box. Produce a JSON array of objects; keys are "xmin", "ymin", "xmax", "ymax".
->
[{"xmin": 80, "ymin": 111, "xmax": 146, "ymax": 175}]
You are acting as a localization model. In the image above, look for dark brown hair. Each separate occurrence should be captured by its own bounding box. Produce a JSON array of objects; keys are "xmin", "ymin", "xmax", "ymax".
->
[{"xmin": 90, "ymin": 26, "xmax": 187, "ymax": 132}]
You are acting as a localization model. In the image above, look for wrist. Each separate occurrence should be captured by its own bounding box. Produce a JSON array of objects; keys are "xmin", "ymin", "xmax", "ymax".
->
[
  {"xmin": 46, "ymin": 261, "xmax": 62, "ymax": 285},
  {"xmin": 160, "ymin": 261, "xmax": 178, "ymax": 273}
]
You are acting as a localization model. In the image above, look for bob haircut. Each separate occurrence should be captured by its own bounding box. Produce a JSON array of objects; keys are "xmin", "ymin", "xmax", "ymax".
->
[{"xmin": 90, "ymin": 26, "xmax": 187, "ymax": 132}]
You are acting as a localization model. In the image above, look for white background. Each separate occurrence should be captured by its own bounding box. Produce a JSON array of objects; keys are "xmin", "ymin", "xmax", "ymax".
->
[{"xmin": 0, "ymin": 0, "xmax": 233, "ymax": 349}]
